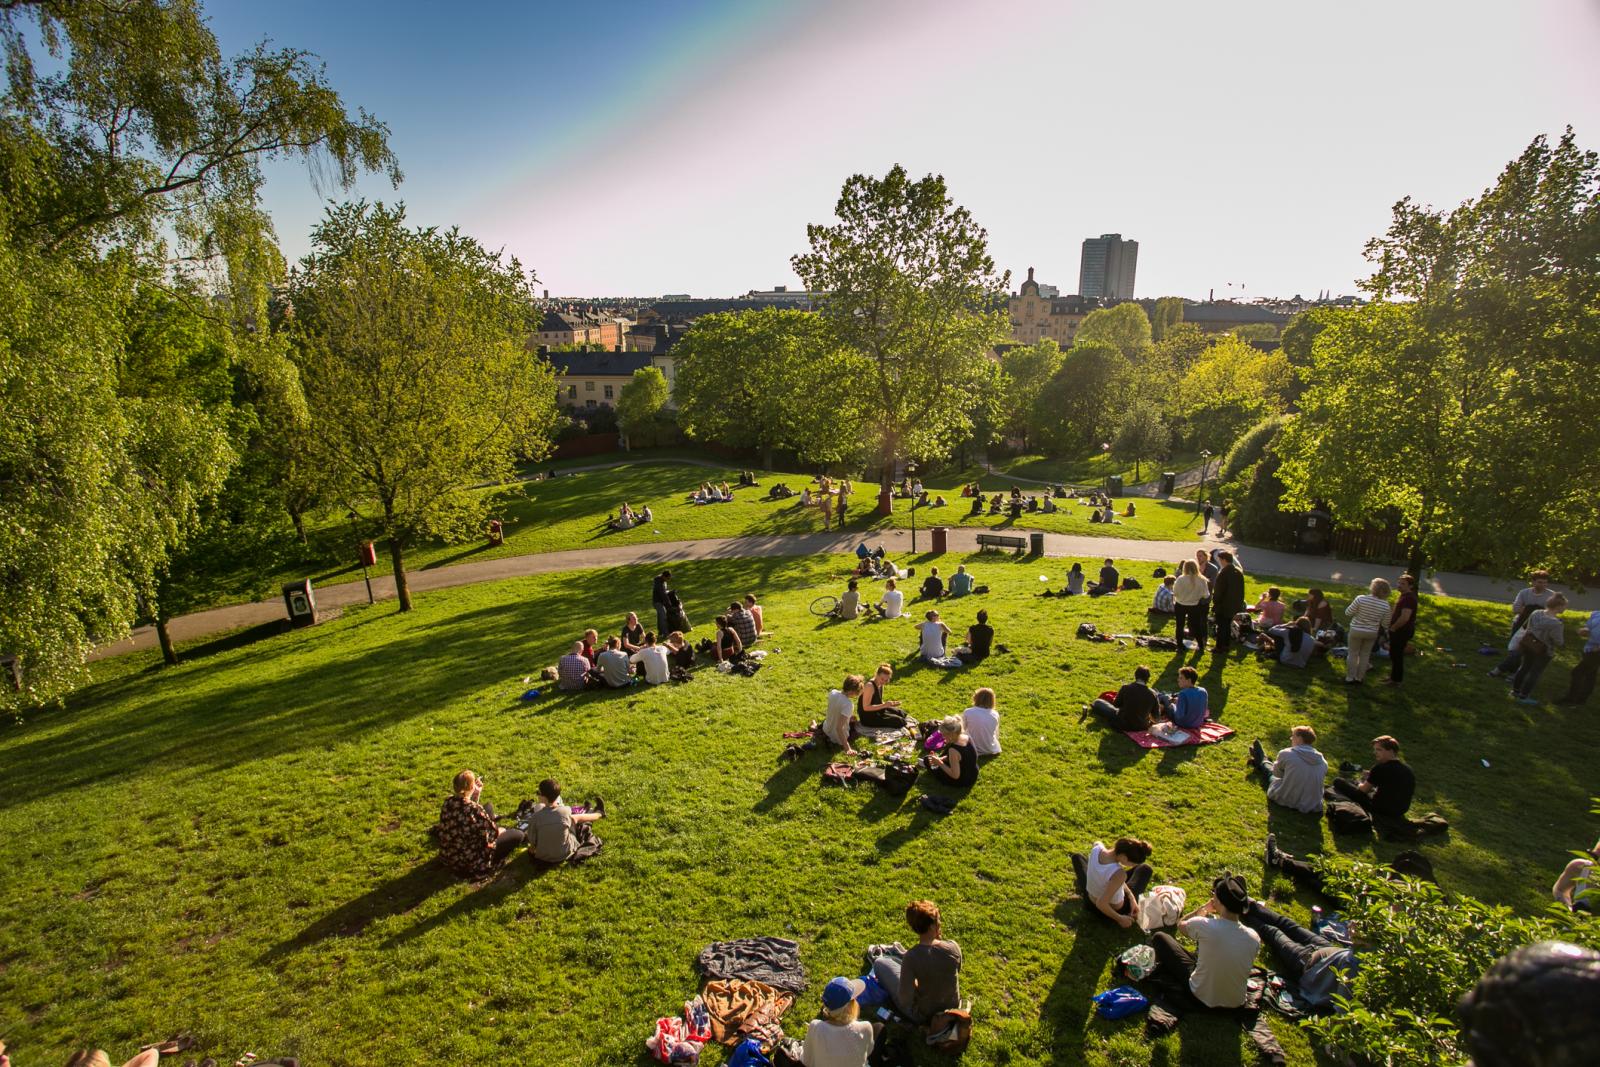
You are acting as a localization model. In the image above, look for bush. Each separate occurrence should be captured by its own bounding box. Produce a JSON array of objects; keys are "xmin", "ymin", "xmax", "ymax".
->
[
  {"xmin": 1304, "ymin": 860, "xmax": 1600, "ymax": 1067},
  {"xmin": 625, "ymin": 410, "xmax": 685, "ymax": 450},
  {"xmin": 1219, "ymin": 413, "xmax": 1290, "ymax": 486}
]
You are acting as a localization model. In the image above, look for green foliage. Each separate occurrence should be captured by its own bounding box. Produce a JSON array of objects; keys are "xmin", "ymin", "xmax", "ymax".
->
[
  {"xmin": 793, "ymin": 165, "xmax": 1012, "ymax": 468},
  {"xmin": 1282, "ymin": 130, "xmax": 1600, "ymax": 578},
  {"xmin": 1219, "ymin": 413, "xmax": 1291, "ymax": 486},
  {"xmin": 1111, "ymin": 411, "xmax": 1170, "ymax": 483},
  {"xmin": 998, "ymin": 339, "xmax": 1064, "ymax": 445},
  {"xmin": 1030, "ymin": 341, "xmax": 1129, "ymax": 455},
  {"xmin": 1230, "ymin": 323, "xmax": 1278, "ymax": 343},
  {"xmin": 1150, "ymin": 296, "xmax": 1184, "ymax": 342},
  {"xmin": 289, "ymin": 202, "xmax": 559, "ymax": 610},
  {"xmin": 1305, "ymin": 861, "xmax": 1600, "ymax": 1067},
  {"xmin": 1076, "ymin": 302, "xmax": 1153, "ymax": 361},
  {"xmin": 616, "ymin": 366, "xmax": 669, "ymax": 440},
  {"xmin": 673, "ymin": 309, "xmax": 868, "ymax": 466},
  {"xmin": 1176, "ymin": 336, "xmax": 1295, "ymax": 453},
  {"xmin": 1278, "ymin": 309, "xmax": 1330, "ymax": 368}
]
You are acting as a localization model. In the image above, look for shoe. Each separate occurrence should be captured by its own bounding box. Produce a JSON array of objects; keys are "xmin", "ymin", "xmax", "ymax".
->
[
  {"xmin": 1487, "ymin": 668, "xmax": 1502, "ymax": 677},
  {"xmin": 1248, "ymin": 739, "xmax": 1265, "ymax": 767},
  {"xmin": 1339, "ymin": 760, "xmax": 1362, "ymax": 775},
  {"xmin": 590, "ymin": 796, "xmax": 606, "ymax": 817},
  {"xmin": 1516, "ymin": 697, "xmax": 1539, "ymax": 706},
  {"xmin": 1382, "ymin": 678, "xmax": 1401, "ymax": 686},
  {"xmin": 1265, "ymin": 833, "xmax": 1282, "ymax": 869}
]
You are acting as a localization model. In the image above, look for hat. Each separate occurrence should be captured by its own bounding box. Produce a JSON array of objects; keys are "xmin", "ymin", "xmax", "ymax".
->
[
  {"xmin": 822, "ymin": 976, "xmax": 866, "ymax": 1011},
  {"xmin": 1213, "ymin": 874, "xmax": 1250, "ymax": 914}
]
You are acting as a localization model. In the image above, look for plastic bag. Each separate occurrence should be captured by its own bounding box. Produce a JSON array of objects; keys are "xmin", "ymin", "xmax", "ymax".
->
[
  {"xmin": 1092, "ymin": 985, "xmax": 1150, "ymax": 1019},
  {"xmin": 1117, "ymin": 944, "xmax": 1157, "ymax": 981}
]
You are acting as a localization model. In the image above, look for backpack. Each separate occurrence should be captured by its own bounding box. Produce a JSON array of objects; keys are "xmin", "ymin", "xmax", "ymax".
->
[
  {"xmin": 1093, "ymin": 986, "xmax": 1150, "ymax": 1020},
  {"xmin": 926, "ymin": 1008, "xmax": 972, "ymax": 1054},
  {"xmin": 852, "ymin": 764, "xmax": 887, "ymax": 787},
  {"xmin": 822, "ymin": 762, "xmax": 857, "ymax": 787},
  {"xmin": 880, "ymin": 762, "xmax": 920, "ymax": 796},
  {"xmin": 1390, "ymin": 849, "xmax": 1437, "ymax": 883},
  {"xmin": 1327, "ymin": 799, "xmax": 1373, "ymax": 834},
  {"xmin": 1121, "ymin": 577, "xmax": 1142, "ymax": 591},
  {"xmin": 1077, "ymin": 622, "xmax": 1099, "ymax": 639}
]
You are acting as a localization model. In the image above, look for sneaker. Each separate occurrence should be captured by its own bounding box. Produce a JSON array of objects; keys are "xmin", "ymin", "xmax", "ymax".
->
[
  {"xmin": 1248, "ymin": 739, "xmax": 1265, "ymax": 767},
  {"xmin": 1487, "ymin": 668, "xmax": 1502, "ymax": 677},
  {"xmin": 1265, "ymin": 833, "xmax": 1282, "ymax": 869},
  {"xmin": 1516, "ymin": 696, "xmax": 1540, "ymax": 706}
]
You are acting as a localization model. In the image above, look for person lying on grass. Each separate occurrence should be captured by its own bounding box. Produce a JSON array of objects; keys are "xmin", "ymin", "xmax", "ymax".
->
[
  {"xmin": 1071, "ymin": 837, "xmax": 1155, "ymax": 929},
  {"xmin": 1240, "ymin": 897, "xmax": 1359, "ymax": 1013},
  {"xmin": 1162, "ymin": 666, "xmax": 1209, "ymax": 729},
  {"xmin": 961, "ymin": 687, "xmax": 1001, "ymax": 756},
  {"xmin": 1266, "ymin": 617, "xmax": 1318, "ymax": 668},
  {"xmin": 953, "ymin": 609, "xmax": 993, "ymax": 663},
  {"xmin": 925, "ymin": 715, "xmax": 978, "ymax": 788},
  {"xmin": 438, "ymin": 770, "xmax": 525, "ymax": 877},
  {"xmin": 858, "ymin": 663, "xmax": 906, "ymax": 727},
  {"xmin": 870, "ymin": 900, "xmax": 964, "ymax": 1026},
  {"xmin": 528, "ymin": 777, "xmax": 605, "ymax": 865},
  {"xmin": 823, "ymin": 674, "xmax": 864, "ymax": 750}
]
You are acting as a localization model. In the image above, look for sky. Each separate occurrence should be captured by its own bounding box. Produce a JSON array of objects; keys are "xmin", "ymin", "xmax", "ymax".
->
[{"xmin": 207, "ymin": 0, "xmax": 1600, "ymax": 300}]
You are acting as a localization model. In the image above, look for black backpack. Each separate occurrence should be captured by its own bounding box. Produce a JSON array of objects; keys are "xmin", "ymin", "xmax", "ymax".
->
[
  {"xmin": 881, "ymin": 763, "xmax": 920, "ymax": 796},
  {"xmin": 1077, "ymin": 622, "xmax": 1099, "ymax": 639},
  {"xmin": 1327, "ymin": 799, "xmax": 1373, "ymax": 834}
]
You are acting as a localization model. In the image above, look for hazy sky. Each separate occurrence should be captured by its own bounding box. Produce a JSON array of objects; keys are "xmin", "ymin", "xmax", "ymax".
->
[{"xmin": 210, "ymin": 0, "xmax": 1600, "ymax": 300}]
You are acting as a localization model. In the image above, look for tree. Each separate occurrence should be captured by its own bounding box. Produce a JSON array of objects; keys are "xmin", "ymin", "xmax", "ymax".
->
[
  {"xmin": 1230, "ymin": 322, "xmax": 1278, "ymax": 343},
  {"xmin": 1150, "ymin": 296, "xmax": 1185, "ymax": 342},
  {"xmin": 673, "ymin": 309, "xmax": 868, "ymax": 468},
  {"xmin": 289, "ymin": 202, "xmax": 558, "ymax": 612},
  {"xmin": 616, "ymin": 366, "xmax": 669, "ymax": 444},
  {"xmin": 998, "ymin": 339, "xmax": 1064, "ymax": 447},
  {"xmin": 792, "ymin": 165, "xmax": 1011, "ymax": 474},
  {"xmin": 1029, "ymin": 341, "xmax": 1129, "ymax": 454},
  {"xmin": 1075, "ymin": 302, "xmax": 1152, "ymax": 361},
  {"xmin": 1176, "ymin": 336, "xmax": 1294, "ymax": 453},
  {"xmin": 0, "ymin": 0, "xmax": 394, "ymax": 708},
  {"xmin": 1278, "ymin": 130, "xmax": 1600, "ymax": 577},
  {"xmin": 1111, "ymin": 410, "xmax": 1170, "ymax": 483},
  {"xmin": 1278, "ymin": 309, "xmax": 1330, "ymax": 368}
]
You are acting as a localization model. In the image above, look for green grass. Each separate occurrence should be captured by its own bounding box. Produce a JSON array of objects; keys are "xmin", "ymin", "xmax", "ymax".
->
[
  {"xmin": 176, "ymin": 462, "xmax": 1206, "ymax": 613},
  {"xmin": 973, "ymin": 450, "xmax": 1201, "ymax": 488},
  {"xmin": 4, "ymin": 553, "xmax": 1593, "ymax": 1066}
]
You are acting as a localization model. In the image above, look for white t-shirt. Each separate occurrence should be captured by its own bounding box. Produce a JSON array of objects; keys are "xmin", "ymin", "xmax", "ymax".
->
[
  {"xmin": 918, "ymin": 620, "xmax": 947, "ymax": 659},
  {"xmin": 824, "ymin": 689, "xmax": 855, "ymax": 746},
  {"xmin": 1184, "ymin": 916, "xmax": 1260, "ymax": 1008},
  {"xmin": 630, "ymin": 645, "xmax": 670, "ymax": 685},
  {"xmin": 879, "ymin": 588, "xmax": 904, "ymax": 619},
  {"xmin": 1084, "ymin": 841, "xmax": 1127, "ymax": 909},
  {"xmin": 962, "ymin": 705, "xmax": 1001, "ymax": 755},
  {"xmin": 801, "ymin": 1018, "xmax": 874, "ymax": 1067}
]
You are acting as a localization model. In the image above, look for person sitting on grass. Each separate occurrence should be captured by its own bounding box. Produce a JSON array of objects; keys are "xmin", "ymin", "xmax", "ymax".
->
[
  {"xmin": 1240, "ymin": 897, "xmax": 1359, "ymax": 1013},
  {"xmin": 1124, "ymin": 501, "xmax": 1137, "ymax": 518},
  {"xmin": 858, "ymin": 663, "xmax": 906, "ymax": 727},
  {"xmin": 920, "ymin": 567, "xmax": 945, "ymax": 599},
  {"xmin": 743, "ymin": 593, "xmax": 765, "ymax": 636},
  {"xmin": 630, "ymin": 631, "xmax": 671, "ymax": 685},
  {"xmin": 1064, "ymin": 562, "xmax": 1086, "ymax": 596},
  {"xmin": 823, "ymin": 674, "xmax": 863, "ymax": 750},
  {"xmin": 1041, "ymin": 494, "xmax": 1058, "ymax": 514},
  {"xmin": 953, "ymin": 609, "xmax": 993, "ymax": 663},
  {"xmin": 711, "ymin": 614, "xmax": 744, "ymax": 664},
  {"xmin": 1151, "ymin": 575, "xmax": 1177, "ymax": 615},
  {"xmin": 834, "ymin": 578, "xmax": 864, "ymax": 619},
  {"xmin": 1089, "ymin": 558, "xmax": 1120, "ymax": 597},
  {"xmin": 609, "ymin": 507, "xmax": 635, "ymax": 532},
  {"xmin": 1553, "ymin": 837, "xmax": 1598, "ymax": 914},
  {"xmin": 528, "ymin": 778, "xmax": 605, "ymax": 865},
  {"xmin": 557, "ymin": 641, "xmax": 595, "ymax": 691},
  {"xmin": 640, "ymin": 504, "xmax": 653, "ymax": 524},
  {"xmin": 925, "ymin": 715, "xmax": 979, "ymax": 788},
  {"xmin": 1268, "ymin": 617, "xmax": 1318, "ymax": 667},
  {"xmin": 969, "ymin": 494, "xmax": 984, "ymax": 517},
  {"xmin": 1251, "ymin": 587, "xmax": 1287, "ymax": 628},
  {"xmin": 947, "ymin": 564, "xmax": 974, "ymax": 598},
  {"xmin": 727, "ymin": 599, "xmax": 759, "ymax": 647},
  {"xmin": 438, "ymin": 770, "xmax": 525, "ymax": 877},
  {"xmin": 619, "ymin": 612, "xmax": 646, "ymax": 654},
  {"xmin": 595, "ymin": 636, "xmax": 635, "ymax": 688},
  {"xmin": 870, "ymin": 900, "xmax": 964, "ymax": 1026},
  {"xmin": 988, "ymin": 494, "xmax": 1003, "ymax": 515},
  {"xmin": 1071, "ymin": 837, "xmax": 1155, "ymax": 929},
  {"xmin": 802, "ymin": 977, "xmax": 877, "ymax": 1067},
  {"xmin": 1100, "ymin": 503, "xmax": 1117, "ymax": 524},
  {"xmin": 1163, "ymin": 666, "xmax": 1209, "ymax": 729},
  {"xmin": 1304, "ymin": 588, "xmax": 1335, "ymax": 634},
  {"xmin": 1329, "ymin": 734, "xmax": 1415, "ymax": 822},
  {"xmin": 1088, "ymin": 665, "xmax": 1161, "ymax": 732},
  {"xmin": 664, "ymin": 630, "xmax": 695, "ymax": 671},
  {"xmin": 961, "ymin": 687, "xmax": 1001, "ymax": 756},
  {"xmin": 1149, "ymin": 875, "xmax": 1260, "ymax": 1010},
  {"xmin": 1249, "ymin": 726, "xmax": 1328, "ymax": 814},
  {"xmin": 800, "ymin": 486, "xmax": 814, "ymax": 507},
  {"xmin": 581, "ymin": 628, "xmax": 600, "ymax": 664},
  {"xmin": 877, "ymin": 577, "xmax": 904, "ymax": 619},
  {"xmin": 918, "ymin": 609, "xmax": 952, "ymax": 661}
]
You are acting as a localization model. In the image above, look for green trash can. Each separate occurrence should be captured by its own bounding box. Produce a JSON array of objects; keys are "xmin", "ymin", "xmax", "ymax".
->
[
  {"xmin": 1106, "ymin": 474, "xmax": 1124, "ymax": 497},
  {"xmin": 1159, "ymin": 471, "xmax": 1177, "ymax": 495}
]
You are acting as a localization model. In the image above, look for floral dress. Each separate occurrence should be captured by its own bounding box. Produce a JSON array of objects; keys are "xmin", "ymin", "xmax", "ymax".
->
[{"xmin": 438, "ymin": 795, "xmax": 497, "ymax": 876}]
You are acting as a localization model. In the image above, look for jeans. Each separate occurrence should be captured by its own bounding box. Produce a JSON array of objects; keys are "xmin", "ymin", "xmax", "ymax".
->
[
  {"xmin": 1389, "ymin": 625, "xmax": 1415, "ymax": 682},
  {"xmin": 1278, "ymin": 855, "xmax": 1327, "ymax": 896},
  {"xmin": 1345, "ymin": 628, "xmax": 1380, "ymax": 681},
  {"xmin": 1243, "ymin": 901, "xmax": 1334, "ymax": 982},
  {"xmin": 1070, "ymin": 852, "xmax": 1153, "ymax": 920},
  {"xmin": 1559, "ymin": 648, "xmax": 1600, "ymax": 704},
  {"xmin": 1150, "ymin": 931, "xmax": 1197, "ymax": 984},
  {"xmin": 654, "ymin": 603, "xmax": 670, "ymax": 634},
  {"xmin": 1512, "ymin": 649, "xmax": 1553, "ymax": 698},
  {"xmin": 1089, "ymin": 698, "xmax": 1125, "ymax": 725},
  {"xmin": 1175, "ymin": 602, "xmax": 1207, "ymax": 651}
]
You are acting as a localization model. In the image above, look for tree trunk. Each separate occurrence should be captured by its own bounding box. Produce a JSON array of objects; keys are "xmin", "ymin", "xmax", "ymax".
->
[
  {"xmin": 155, "ymin": 616, "xmax": 178, "ymax": 667},
  {"xmin": 288, "ymin": 505, "xmax": 307, "ymax": 544},
  {"xmin": 389, "ymin": 536, "xmax": 412, "ymax": 612}
]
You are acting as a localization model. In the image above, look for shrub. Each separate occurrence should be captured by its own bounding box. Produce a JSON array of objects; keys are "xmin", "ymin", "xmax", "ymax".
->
[{"xmin": 1219, "ymin": 413, "xmax": 1290, "ymax": 486}]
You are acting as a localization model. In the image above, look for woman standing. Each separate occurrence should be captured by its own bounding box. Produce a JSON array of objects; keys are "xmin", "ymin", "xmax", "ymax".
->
[
  {"xmin": 1173, "ymin": 559, "xmax": 1211, "ymax": 652},
  {"xmin": 1344, "ymin": 578, "xmax": 1393, "ymax": 684},
  {"xmin": 1385, "ymin": 574, "xmax": 1419, "ymax": 686},
  {"xmin": 651, "ymin": 570, "xmax": 673, "ymax": 635}
]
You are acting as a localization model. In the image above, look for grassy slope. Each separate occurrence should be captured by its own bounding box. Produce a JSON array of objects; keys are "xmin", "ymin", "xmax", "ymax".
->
[
  {"xmin": 178, "ymin": 462, "xmax": 1204, "ymax": 613},
  {"xmin": 3, "ymin": 555, "xmax": 1593, "ymax": 1066}
]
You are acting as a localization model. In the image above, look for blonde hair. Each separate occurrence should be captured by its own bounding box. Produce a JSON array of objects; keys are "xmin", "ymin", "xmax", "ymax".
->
[
  {"xmin": 452, "ymin": 770, "xmax": 476, "ymax": 797},
  {"xmin": 875, "ymin": 663, "xmax": 894, "ymax": 679},
  {"xmin": 1368, "ymin": 578, "xmax": 1392, "ymax": 598},
  {"xmin": 822, "ymin": 999, "xmax": 860, "ymax": 1026},
  {"xmin": 940, "ymin": 714, "xmax": 964, "ymax": 736},
  {"xmin": 1181, "ymin": 559, "xmax": 1198, "ymax": 577}
]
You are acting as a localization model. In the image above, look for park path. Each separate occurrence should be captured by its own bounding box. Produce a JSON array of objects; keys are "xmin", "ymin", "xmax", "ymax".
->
[{"xmin": 90, "ymin": 525, "xmax": 1595, "ymax": 661}]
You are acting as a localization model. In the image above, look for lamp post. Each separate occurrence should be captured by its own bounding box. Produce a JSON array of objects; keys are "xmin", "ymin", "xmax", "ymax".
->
[
  {"xmin": 348, "ymin": 510, "xmax": 375, "ymax": 605},
  {"xmin": 1197, "ymin": 450, "xmax": 1213, "ymax": 518},
  {"xmin": 906, "ymin": 460, "xmax": 919, "ymax": 553}
]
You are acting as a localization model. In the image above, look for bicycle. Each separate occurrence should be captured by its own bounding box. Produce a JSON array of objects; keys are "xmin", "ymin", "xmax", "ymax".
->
[{"xmin": 809, "ymin": 594, "xmax": 840, "ymax": 618}]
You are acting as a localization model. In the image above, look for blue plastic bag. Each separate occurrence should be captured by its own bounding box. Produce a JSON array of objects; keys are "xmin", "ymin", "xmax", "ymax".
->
[
  {"xmin": 1092, "ymin": 985, "xmax": 1150, "ymax": 1019},
  {"xmin": 726, "ymin": 1037, "xmax": 771, "ymax": 1067},
  {"xmin": 857, "ymin": 973, "xmax": 889, "ymax": 1008}
]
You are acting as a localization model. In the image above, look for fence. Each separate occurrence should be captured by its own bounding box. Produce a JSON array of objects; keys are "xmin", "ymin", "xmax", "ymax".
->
[{"xmin": 552, "ymin": 433, "xmax": 620, "ymax": 459}]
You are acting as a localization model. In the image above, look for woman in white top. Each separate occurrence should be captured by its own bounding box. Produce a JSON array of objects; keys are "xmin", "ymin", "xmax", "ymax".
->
[
  {"xmin": 877, "ymin": 578, "xmax": 904, "ymax": 619},
  {"xmin": 961, "ymin": 687, "xmax": 1001, "ymax": 756},
  {"xmin": 823, "ymin": 675, "xmax": 863, "ymax": 750},
  {"xmin": 1073, "ymin": 837, "xmax": 1154, "ymax": 929},
  {"xmin": 917, "ymin": 609, "xmax": 951, "ymax": 662},
  {"xmin": 1344, "ymin": 577, "xmax": 1392, "ymax": 683},
  {"xmin": 801, "ymin": 977, "xmax": 876, "ymax": 1067},
  {"xmin": 1173, "ymin": 559, "xmax": 1212, "ymax": 653}
]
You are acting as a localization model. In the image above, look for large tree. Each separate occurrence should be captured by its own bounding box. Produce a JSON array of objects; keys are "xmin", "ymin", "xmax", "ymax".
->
[
  {"xmin": 0, "ymin": 0, "xmax": 395, "ymax": 708},
  {"xmin": 792, "ymin": 165, "xmax": 1011, "ymax": 474},
  {"xmin": 1075, "ymin": 301, "xmax": 1153, "ymax": 361},
  {"xmin": 289, "ymin": 202, "xmax": 558, "ymax": 611},
  {"xmin": 1029, "ymin": 341, "xmax": 1129, "ymax": 454},
  {"xmin": 997, "ymin": 339, "xmax": 1064, "ymax": 448},
  {"xmin": 672, "ymin": 309, "xmax": 868, "ymax": 468},
  {"xmin": 616, "ymin": 366, "xmax": 669, "ymax": 444},
  {"xmin": 1278, "ymin": 130, "xmax": 1600, "ymax": 577},
  {"xmin": 1176, "ymin": 335, "xmax": 1295, "ymax": 454}
]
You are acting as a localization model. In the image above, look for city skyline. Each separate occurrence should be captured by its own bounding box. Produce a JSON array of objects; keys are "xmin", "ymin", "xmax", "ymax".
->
[{"xmin": 208, "ymin": 0, "xmax": 1600, "ymax": 299}]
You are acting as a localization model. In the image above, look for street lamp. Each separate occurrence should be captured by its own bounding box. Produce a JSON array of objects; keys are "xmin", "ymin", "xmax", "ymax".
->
[
  {"xmin": 1197, "ymin": 450, "xmax": 1213, "ymax": 519},
  {"xmin": 347, "ymin": 510, "xmax": 375, "ymax": 605}
]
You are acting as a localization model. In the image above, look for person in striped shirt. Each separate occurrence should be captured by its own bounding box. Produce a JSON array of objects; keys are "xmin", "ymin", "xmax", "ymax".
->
[{"xmin": 1343, "ymin": 578, "xmax": 1393, "ymax": 684}]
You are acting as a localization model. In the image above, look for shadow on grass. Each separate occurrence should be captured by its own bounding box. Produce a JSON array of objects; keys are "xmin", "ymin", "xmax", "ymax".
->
[
  {"xmin": 164, "ymin": 619, "xmax": 292, "ymax": 667},
  {"xmin": 260, "ymin": 859, "xmax": 456, "ymax": 962},
  {"xmin": 754, "ymin": 757, "xmax": 815, "ymax": 814},
  {"xmin": 382, "ymin": 855, "xmax": 553, "ymax": 948},
  {"xmin": 421, "ymin": 541, "xmax": 496, "ymax": 570},
  {"xmin": 1042, "ymin": 898, "xmax": 1122, "ymax": 1058}
]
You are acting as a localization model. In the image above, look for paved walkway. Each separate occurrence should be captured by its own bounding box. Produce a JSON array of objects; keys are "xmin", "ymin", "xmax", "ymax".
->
[{"xmin": 91, "ymin": 526, "xmax": 1596, "ymax": 661}]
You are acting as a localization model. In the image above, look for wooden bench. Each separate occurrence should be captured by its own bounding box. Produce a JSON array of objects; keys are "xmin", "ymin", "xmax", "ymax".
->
[{"xmin": 975, "ymin": 532, "xmax": 1028, "ymax": 554}]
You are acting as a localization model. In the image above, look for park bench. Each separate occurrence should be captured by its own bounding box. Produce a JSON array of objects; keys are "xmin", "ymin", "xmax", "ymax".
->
[{"xmin": 975, "ymin": 532, "xmax": 1027, "ymax": 554}]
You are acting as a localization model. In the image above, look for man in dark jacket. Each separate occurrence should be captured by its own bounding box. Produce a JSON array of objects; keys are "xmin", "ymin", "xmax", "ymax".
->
[
  {"xmin": 1087, "ymin": 665, "xmax": 1161, "ymax": 731},
  {"xmin": 1211, "ymin": 551, "xmax": 1245, "ymax": 651}
]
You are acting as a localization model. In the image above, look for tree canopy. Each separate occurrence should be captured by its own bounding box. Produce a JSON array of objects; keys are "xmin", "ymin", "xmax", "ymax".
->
[
  {"xmin": 1075, "ymin": 301, "xmax": 1152, "ymax": 361},
  {"xmin": 617, "ymin": 366, "xmax": 669, "ymax": 444}
]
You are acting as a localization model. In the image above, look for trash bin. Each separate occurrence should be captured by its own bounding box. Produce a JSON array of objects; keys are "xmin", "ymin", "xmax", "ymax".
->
[
  {"xmin": 1159, "ymin": 471, "xmax": 1177, "ymax": 495},
  {"xmin": 1105, "ymin": 474, "xmax": 1124, "ymax": 497},
  {"xmin": 282, "ymin": 579, "xmax": 317, "ymax": 628},
  {"xmin": 359, "ymin": 540, "xmax": 378, "ymax": 567},
  {"xmin": 1296, "ymin": 510, "xmax": 1331, "ymax": 554},
  {"xmin": 1030, "ymin": 531, "xmax": 1045, "ymax": 556},
  {"xmin": 877, "ymin": 487, "xmax": 894, "ymax": 517},
  {"xmin": 931, "ymin": 526, "xmax": 948, "ymax": 554},
  {"xmin": 487, "ymin": 519, "xmax": 504, "ymax": 546}
]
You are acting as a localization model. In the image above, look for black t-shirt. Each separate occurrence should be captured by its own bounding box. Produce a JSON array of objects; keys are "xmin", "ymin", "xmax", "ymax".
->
[
  {"xmin": 922, "ymin": 576, "xmax": 944, "ymax": 598},
  {"xmin": 1099, "ymin": 565, "xmax": 1119, "ymax": 588},
  {"xmin": 1113, "ymin": 682, "xmax": 1159, "ymax": 731},
  {"xmin": 622, "ymin": 623, "xmax": 644, "ymax": 647},
  {"xmin": 1367, "ymin": 759, "xmax": 1415, "ymax": 817},
  {"xmin": 950, "ymin": 739, "xmax": 979, "ymax": 788},
  {"xmin": 966, "ymin": 623, "xmax": 994, "ymax": 659}
]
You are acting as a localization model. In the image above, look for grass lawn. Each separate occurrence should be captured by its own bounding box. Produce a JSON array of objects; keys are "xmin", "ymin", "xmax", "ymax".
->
[
  {"xmin": 4, "ymin": 553, "xmax": 1594, "ymax": 1066},
  {"xmin": 972, "ymin": 451, "xmax": 1201, "ymax": 488},
  {"xmin": 176, "ymin": 462, "xmax": 1206, "ymax": 613}
]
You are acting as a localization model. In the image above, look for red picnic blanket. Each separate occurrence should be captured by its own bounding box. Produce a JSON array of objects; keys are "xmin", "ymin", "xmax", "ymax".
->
[{"xmin": 1125, "ymin": 721, "xmax": 1235, "ymax": 749}]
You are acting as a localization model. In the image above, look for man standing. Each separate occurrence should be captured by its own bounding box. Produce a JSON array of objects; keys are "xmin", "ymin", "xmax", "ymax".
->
[
  {"xmin": 1490, "ymin": 570, "xmax": 1554, "ymax": 679},
  {"xmin": 1210, "ymin": 551, "xmax": 1245, "ymax": 652},
  {"xmin": 1201, "ymin": 500, "xmax": 1214, "ymax": 534},
  {"xmin": 1149, "ymin": 875, "xmax": 1260, "ymax": 1009},
  {"xmin": 1329, "ymin": 735, "xmax": 1415, "ymax": 822},
  {"xmin": 1556, "ymin": 608, "xmax": 1600, "ymax": 707},
  {"xmin": 1511, "ymin": 594, "xmax": 1568, "ymax": 705}
]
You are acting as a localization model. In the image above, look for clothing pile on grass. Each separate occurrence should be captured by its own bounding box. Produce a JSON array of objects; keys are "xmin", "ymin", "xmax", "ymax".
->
[{"xmin": 646, "ymin": 937, "xmax": 807, "ymax": 1064}]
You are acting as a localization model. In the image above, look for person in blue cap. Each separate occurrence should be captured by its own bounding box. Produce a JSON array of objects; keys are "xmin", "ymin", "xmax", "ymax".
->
[{"xmin": 799, "ymin": 975, "xmax": 877, "ymax": 1066}]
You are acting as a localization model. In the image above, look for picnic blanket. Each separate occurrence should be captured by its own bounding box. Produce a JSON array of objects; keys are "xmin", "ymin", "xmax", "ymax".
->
[
  {"xmin": 700, "ymin": 979, "xmax": 795, "ymax": 1045},
  {"xmin": 697, "ymin": 936, "xmax": 807, "ymax": 993},
  {"xmin": 1124, "ymin": 721, "xmax": 1236, "ymax": 749}
]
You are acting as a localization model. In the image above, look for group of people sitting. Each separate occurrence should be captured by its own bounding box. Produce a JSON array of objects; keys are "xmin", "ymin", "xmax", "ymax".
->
[
  {"xmin": 1087, "ymin": 663, "xmax": 1211, "ymax": 733},
  {"xmin": 437, "ymin": 770, "xmax": 607, "ymax": 874},
  {"xmin": 555, "ymin": 592, "xmax": 768, "ymax": 689},
  {"xmin": 606, "ymin": 500, "xmax": 653, "ymax": 531},
  {"xmin": 916, "ymin": 564, "xmax": 977, "ymax": 600},
  {"xmin": 821, "ymin": 667, "xmax": 1001, "ymax": 786},
  {"xmin": 689, "ymin": 481, "xmax": 735, "ymax": 504}
]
